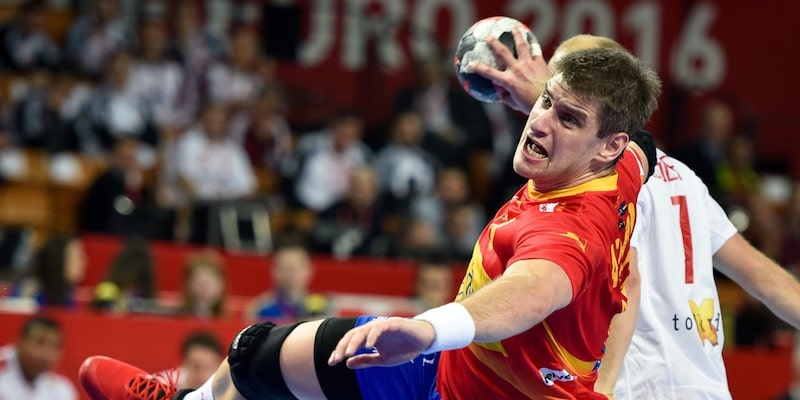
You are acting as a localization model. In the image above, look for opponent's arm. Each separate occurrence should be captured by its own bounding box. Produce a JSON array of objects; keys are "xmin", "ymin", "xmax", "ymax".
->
[
  {"xmin": 595, "ymin": 248, "xmax": 641, "ymax": 398},
  {"xmin": 714, "ymin": 233, "xmax": 800, "ymax": 328}
]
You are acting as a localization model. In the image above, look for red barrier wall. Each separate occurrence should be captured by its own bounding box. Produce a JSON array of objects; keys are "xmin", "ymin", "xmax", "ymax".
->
[{"xmin": 79, "ymin": 234, "xmax": 452, "ymax": 298}]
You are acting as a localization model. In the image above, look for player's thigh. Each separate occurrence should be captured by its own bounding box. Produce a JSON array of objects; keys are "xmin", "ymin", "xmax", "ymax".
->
[{"xmin": 280, "ymin": 319, "xmax": 327, "ymax": 399}]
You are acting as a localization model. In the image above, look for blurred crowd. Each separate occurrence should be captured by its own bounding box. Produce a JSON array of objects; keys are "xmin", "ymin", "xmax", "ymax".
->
[
  {"xmin": 0, "ymin": 0, "xmax": 798, "ymax": 353},
  {"xmin": 0, "ymin": 0, "xmax": 506, "ymax": 265}
]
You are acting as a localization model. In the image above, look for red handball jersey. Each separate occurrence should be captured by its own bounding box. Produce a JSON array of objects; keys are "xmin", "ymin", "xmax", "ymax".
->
[{"xmin": 437, "ymin": 148, "xmax": 646, "ymax": 399}]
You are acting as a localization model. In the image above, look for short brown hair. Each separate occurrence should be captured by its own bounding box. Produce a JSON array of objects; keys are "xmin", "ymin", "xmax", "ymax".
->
[{"xmin": 552, "ymin": 48, "xmax": 661, "ymax": 138}]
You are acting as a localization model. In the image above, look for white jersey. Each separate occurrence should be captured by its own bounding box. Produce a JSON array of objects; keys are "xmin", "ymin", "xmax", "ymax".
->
[
  {"xmin": 615, "ymin": 150, "xmax": 737, "ymax": 400},
  {"xmin": 0, "ymin": 346, "xmax": 77, "ymax": 400}
]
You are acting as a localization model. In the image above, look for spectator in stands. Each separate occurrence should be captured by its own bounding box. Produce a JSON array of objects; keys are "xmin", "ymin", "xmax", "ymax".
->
[
  {"xmin": 127, "ymin": 18, "xmax": 194, "ymax": 139},
  {"xmin": 79, "ymin": 136, "xmax": 175, "ymax": 239},
  {"xmin": 72, "ymin": 50, "xmax": 160, "ymax": 163},
  {"xmin": 410, "ymin": 167, "xmax": 485, "ymax": 257},
  {"xmin": 168, "ymin": 0, "xmax": 228, "ymax": 79},
  {"xmin": 394, "ymin": 53, "xmax": 492, "ymax": 170},
  {"xmin": 411, "ymin": 257, "xmax": 456, "ymax": 312},
  {"xmin": 63, "ymin": 0, "xmax": 133, "ymax": 79},
  {"xmin": 7, "ymin": 56, "xmax": 93, "ymax": 153},
  {"xmin": 443, "ymin": 201, "xmax": 485, "ymax": 262},
  {"xmin": 203, "ymin": 26, "xmax": 271, "ymax": 111},
  {"xmin": 374, "ymin": 110, "xmax": 439, "ymax": 208},
  {"xmin": 12, "ymin": 234, "xmax": 87, "ymax": 309},
  {"xmin": 0, "ymin": 0, "xmax": 60, "ymax": 72},
  {"xmin": 246, "ymin": 236, "xmax": 327, "ymax": 322},
  {"xmin": 169, "ymin": 102, "xmax": 257, "ymax": 204},
  {"xmin": 0, "ymin": 316, "xmax": 77, "ymax": 399},
  {"xmin": 239, "ymin": 84, "xmax": 293, "ymax": 171},
  {"xmin": 717, "ymin": 133, "xmax": 761, "ymax": 209},
  {"xmin": 311, "ymin": 166, "xmax": 393, "ymax": 258},
  {"xmin": 391, "ymin": 217, "xmax": 446, "ymax": 261},
  {"xmin": 678, "ymin": 99, "xmax": 737, "ymax": 204},
  {"xmin": 176, "ymin": 331, "xmax": 224, "ymax": 390},
  {"xmin": 163, "ymin": 102, "xmax": 257, "ymax": 243},
  {"xmin": 91, "ymin": 236, "xmax": 157, "ymax": 313},
  {"xmin": 180, "ymin": 250, "xmax": 227, "ymax": 319},
  {"xmin": 285, "ymin": 109, "xmax": 373, "ymax": 212},
  {"xmin": 8, "ymin": 65, "xmax": 73, "ymax": 152},
  {"xmin": 14, "ymin": 67, "xmax": 94, "ymax": 153}
]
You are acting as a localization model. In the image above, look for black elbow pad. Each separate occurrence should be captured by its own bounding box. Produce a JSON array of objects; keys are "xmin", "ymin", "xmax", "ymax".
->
[{"xmin": 630, "ymin": 129, "xmax": 656, "ymax": 184}]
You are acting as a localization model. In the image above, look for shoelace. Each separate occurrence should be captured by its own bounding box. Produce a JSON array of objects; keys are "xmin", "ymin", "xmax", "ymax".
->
[{"xmin": 126, "ymin": 368, "xmax": 180, "ymax": 400}]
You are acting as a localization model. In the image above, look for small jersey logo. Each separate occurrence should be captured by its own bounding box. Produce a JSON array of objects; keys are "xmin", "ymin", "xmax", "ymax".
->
[
  {"xmin": 539, "ymin": 202, "xmax": 559, "ymax": 212},
  {"xmin": 539, "ymin": 367, "xmax": 575, "ymax": 386},
  {"xmin": 688, "ymin": 298, "xmax": 720, "ymax": 346}
]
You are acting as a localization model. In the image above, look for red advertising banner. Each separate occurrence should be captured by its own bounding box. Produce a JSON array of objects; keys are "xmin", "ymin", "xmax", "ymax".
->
[{"xmin": 263, "ymin": 0, "xmax": 799, "ymax": 166}]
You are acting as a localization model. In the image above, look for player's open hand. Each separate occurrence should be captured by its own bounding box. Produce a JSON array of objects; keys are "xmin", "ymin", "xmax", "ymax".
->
[
  {"xmin": 467, "ymin": 27, "xmax": 550, "ymax": 113},
  {"xmin": 327, "ymin": 317, "xmax": 435, "ymax": 369}
]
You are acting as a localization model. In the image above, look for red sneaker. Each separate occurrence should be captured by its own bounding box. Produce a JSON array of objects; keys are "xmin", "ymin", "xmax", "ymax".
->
[{"xmin": 79, "ymin": 356, "xmax": 179, "ymax": 400}]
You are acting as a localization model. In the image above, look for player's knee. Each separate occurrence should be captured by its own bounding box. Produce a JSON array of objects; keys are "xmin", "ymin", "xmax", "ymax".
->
[{"xmin": 227, "ymin": 321, "xmax": 302, "ymax": 400}]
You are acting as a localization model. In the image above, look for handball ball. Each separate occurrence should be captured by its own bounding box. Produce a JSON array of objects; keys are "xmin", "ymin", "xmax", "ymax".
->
[{"xmin": 454, "ymin": 16, "xmax": 541, "ymax": 103}]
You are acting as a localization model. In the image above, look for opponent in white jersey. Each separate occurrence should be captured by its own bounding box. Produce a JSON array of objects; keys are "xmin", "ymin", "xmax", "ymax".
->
[{"xmin": 614, "ymin": 149, "xmax": 735, "ymax": 399}]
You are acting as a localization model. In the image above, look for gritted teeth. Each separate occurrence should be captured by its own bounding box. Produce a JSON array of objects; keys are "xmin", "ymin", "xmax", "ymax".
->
[{"xmin": 525, "ymin": 137, "xmax": 548, "ymax": 158}]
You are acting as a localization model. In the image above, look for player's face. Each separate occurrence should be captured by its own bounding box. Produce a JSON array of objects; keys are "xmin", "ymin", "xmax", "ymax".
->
[{"xmin": 512, "ymin": 74, "xmax": 611, "ymax": 191}]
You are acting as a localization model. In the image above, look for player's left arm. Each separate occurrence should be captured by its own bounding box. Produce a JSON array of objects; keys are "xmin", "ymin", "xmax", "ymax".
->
[
  {"xmin": 594, "ymin": 248, "xmax": 640, "ymax": 398},
  {"xmin": 714, "ymin": 234, "xmax": 800, "ymax": 329},
  {"xmin": 329, "ymin": 258, "xmax": 573, "ymax": 369},
  {"xmin": 460, "ymin": 258, "xmax": 573, "ymax": 342}
]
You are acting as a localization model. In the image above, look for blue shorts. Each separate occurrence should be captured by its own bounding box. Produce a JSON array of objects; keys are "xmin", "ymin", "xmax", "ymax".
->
[{"xmin": 353, "ymin": 316, "xmax": 441, "ymax": 400}]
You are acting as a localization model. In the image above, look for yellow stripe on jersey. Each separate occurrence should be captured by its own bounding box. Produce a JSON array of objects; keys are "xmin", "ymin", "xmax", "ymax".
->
[
  {"xmin": 457, "ymin": 243, "xmax": 510, "ymax": 356},
  {"xmin": 488, "ymin": 217, "xmax": 516, "ymax": 251},
  {"xmin": 527, "ymin": 172, "xmax": 619, "ymax": 200},
  {"xmin": 541, "ymin": 320, "xmax": 598, "ymax": 376}
]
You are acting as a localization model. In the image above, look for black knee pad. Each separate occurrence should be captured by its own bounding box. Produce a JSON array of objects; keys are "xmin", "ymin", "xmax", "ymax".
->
[{"xmin": 227, "ymin": 321, "xmax": 302, "ymax": 400}]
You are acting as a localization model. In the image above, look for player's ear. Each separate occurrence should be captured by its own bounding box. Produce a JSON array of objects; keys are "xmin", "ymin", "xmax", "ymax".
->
[{"xmin": 597, "ymin": 131, "xmax": 629, "ymax": 162}]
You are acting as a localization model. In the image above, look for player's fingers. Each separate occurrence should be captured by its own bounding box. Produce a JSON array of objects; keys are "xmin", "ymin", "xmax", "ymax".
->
[
  {"xmin": 329, "ymin": 327, "xmax": 365, "ymax": 365},
  {"xmin": 345, "ymin": 353, "xmax": 382, "ymax": 369},
  {"xmin": 468, "ymin": 60, "xmax": 504, "ymax": 82},
  {"xmin": 364, "ymin": 323, "xmax": 388, "ymax": 349},
  {"xmin": 514, "ymin": 27, "xmax": 544, "ymax": 63},
  {"xmin": 343, "ymin": 327, "xmax": 371, "ymax": 357},
  {"xmin": 512, "ymin": 28, "xmax": 532, "ymax": 61},
  {"xmin": 485, "ymin": 35, "xmax": 515, "ymax": 64}
]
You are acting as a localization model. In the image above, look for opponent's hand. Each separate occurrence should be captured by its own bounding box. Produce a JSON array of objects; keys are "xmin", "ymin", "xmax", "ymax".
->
[
  {"xmin": 467, "ymin": 27, "xmax": 551, "ymax": 113},
  {"xmin": 327, "ymin": 317, "xmax": 436, "ymax": 369}
]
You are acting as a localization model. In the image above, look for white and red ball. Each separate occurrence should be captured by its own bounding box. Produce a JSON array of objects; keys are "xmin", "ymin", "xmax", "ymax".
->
[{"xmin": 454, "ymin": 16, "xmax": 541, "ymax": 103}]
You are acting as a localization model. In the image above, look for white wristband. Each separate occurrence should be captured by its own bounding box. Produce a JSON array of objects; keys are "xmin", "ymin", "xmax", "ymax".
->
[{"xmin": 413, "ymin": 302, "xmax": 476, "ymax": 354}]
